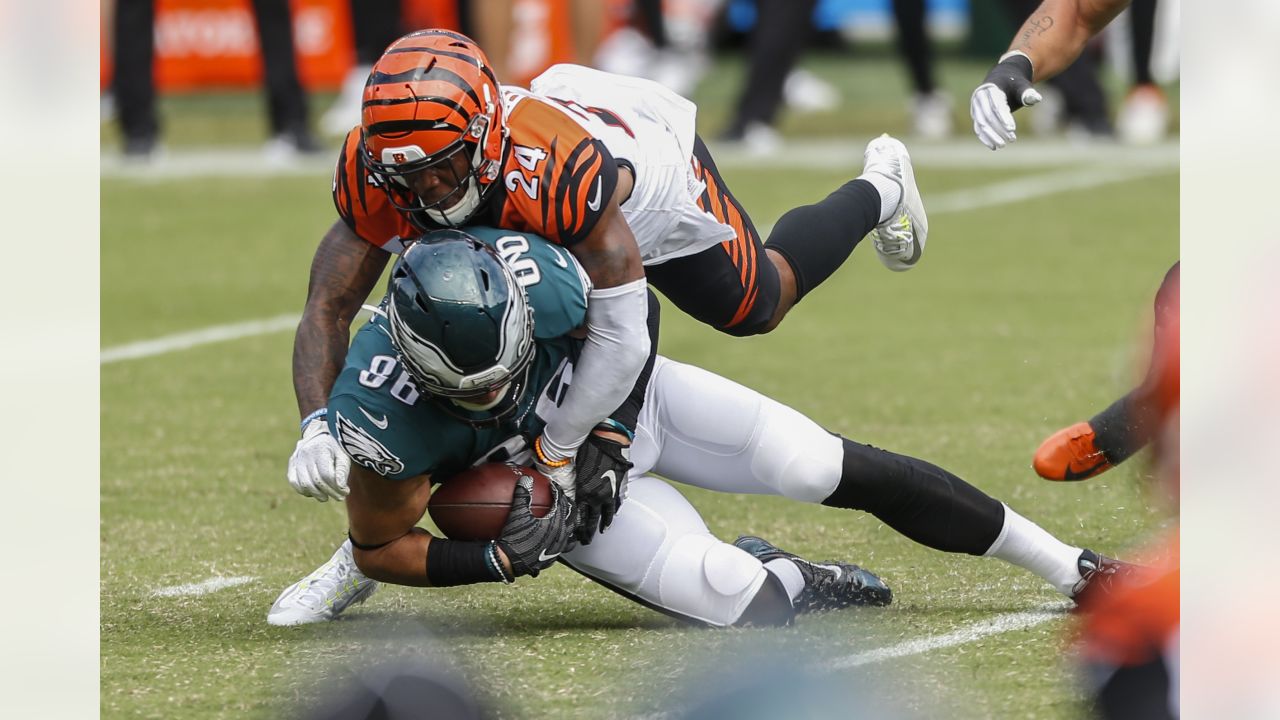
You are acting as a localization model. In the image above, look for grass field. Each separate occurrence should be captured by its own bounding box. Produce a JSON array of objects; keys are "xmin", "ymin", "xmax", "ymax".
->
[{"xmin": 101, "ymin": 55, "xmax": 1178, "ymax": 718}]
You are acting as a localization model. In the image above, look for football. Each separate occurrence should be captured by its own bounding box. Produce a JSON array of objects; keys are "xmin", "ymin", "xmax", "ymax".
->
[{"xmin": 427, "ymin": 462, "xmax": 553, "ymax": 541}]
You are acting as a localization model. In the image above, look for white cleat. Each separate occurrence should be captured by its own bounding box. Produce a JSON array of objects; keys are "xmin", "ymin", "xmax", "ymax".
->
[
  {"xmin": 863, "ymin": 134, "xmax": 928, "ymax": 272},
  {"xmin": 268, "ymin": 539, "xmax": 379, "ymax": 626}
]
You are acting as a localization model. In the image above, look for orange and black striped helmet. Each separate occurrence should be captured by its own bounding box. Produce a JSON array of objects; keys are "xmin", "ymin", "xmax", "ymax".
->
[{"xmin": 361, "ymin": 30, "xmax": 507, "ymax": 227}]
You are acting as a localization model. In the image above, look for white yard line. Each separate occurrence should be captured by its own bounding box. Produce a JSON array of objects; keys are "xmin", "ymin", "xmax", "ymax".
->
[
  {"xmin": 101, "ymin": 163, "xmax": 1173, "ymax": 365},
  {"xmin": 923, "ymin": 164, "xmax": 1167, "ymax": 215},
  {"xmin": 827, "ymin": 602, "xmax": 1071, "ymax": 670},
  {"xmin": 151, "ymin": 575, "xmax": 257, "ymax": 598},
  {"xmin": 101, "ymin": 313, "xmax": 300, "ymax": 364},
  {"xmin": 714, "ymin": 138, "xmax": 1178, "ymax": 171}
]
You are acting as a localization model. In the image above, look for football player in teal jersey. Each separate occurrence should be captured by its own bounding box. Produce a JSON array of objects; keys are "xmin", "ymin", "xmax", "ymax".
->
[
  {"xmin": 273, "ymin": 228, "xmax": 888, "ymax": 627},
  {"xmin": 272, "ymin": 227, "xmax": 1132, "ymax": 628}
]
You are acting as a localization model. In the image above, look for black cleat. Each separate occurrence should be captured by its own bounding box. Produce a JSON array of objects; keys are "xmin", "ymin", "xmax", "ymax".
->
[
  {"xmin": 734, "ymin": 536, "xmax": 892, "ymax": 611},
  {"xmin": 1071, "ymin": 549, "xmax": 1147, "ymax": 606}
]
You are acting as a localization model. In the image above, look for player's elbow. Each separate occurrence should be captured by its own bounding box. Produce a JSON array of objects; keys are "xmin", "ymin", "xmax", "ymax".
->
[{"xmin": 618, "ymin": 325, "xmax": 650, "ymax": 372}]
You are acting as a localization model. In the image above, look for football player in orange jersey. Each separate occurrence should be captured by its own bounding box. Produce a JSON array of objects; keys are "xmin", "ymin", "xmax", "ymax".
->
[
  {"xmin": 1075, "ymin": 273, "xmax": 1178, "ymax": 720},
  {"xmin": 288, "ymin": 30, "xmax": 928, "ymax": 545}
]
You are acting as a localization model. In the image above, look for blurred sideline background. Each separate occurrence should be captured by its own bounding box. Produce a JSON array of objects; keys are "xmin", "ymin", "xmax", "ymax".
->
[{"xmin": 99, "ymin": 0, "xmax": 1179, "ymax": 160}]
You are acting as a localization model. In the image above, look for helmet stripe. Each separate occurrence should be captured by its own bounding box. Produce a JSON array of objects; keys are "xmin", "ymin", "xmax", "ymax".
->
[
  {"xmin": 368, "ymin": 65, "xmax": 481, "ymax": 110},
  {"xmin": 380, "ymin": 45, "xmax": 501, "ymax": 88},
  {"xmin": 365, "ymin": 119, "xmax": 465, "ymax": 136}
]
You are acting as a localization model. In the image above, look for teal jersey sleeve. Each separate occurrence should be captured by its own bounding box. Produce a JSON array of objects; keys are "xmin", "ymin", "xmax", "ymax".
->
[{"xmin": 463, "ymin": 226, "xmax": 590, "ymax": 340}]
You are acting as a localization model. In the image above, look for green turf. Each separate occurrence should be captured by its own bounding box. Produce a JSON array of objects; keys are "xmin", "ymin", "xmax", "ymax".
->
[{"xmin": 102, "ymin": 57, "xmax": 1177, "ymax": 719}]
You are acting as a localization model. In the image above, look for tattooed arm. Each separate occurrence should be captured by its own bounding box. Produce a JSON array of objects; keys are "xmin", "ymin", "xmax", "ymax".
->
[
  {"xmin": 1008, "ymin": 0, "xmax": 1131, "ymax": 81},
  {"xmin": 292, "ymin": 219, "xmax": 391, "ymax": 417}
]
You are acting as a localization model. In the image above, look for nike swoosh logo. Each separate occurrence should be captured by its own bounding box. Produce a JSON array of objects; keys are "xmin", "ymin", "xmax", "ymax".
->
[
  {"xmin": 602, "ymin": 469, "xmax": 618, "ymax": 496},
  {"xmin": 538, "ymin": 550, "xmax": 562, "ymax": 562},
  {"xmin": 549, "ymin": 246, "xmax": 569, "ymax": 268},
  {"xmin": 1061, "ymin": 458, "xmax": 1109, "ymax": 481},
  {"xmin": 586, "ymin": 177, "xmax": 603, "ymax": 212},
  {"xmin": 359, "ymin": 407, "xmax": 389, "ymax": 430}
]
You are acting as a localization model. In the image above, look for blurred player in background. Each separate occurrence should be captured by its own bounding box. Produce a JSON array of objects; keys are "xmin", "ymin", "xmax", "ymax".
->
[
  {"xmin": 320, "ymin": 0, "xmax": 406, "ymax": 136},
  {"xmin": 1114, "ymin": 0, "xmax": 1169, "ymax": 144},
  {"xmin": 1074, "ymin": 276, "xmax": 1179, "ymax": 718},
  {"xmin": 970, "ymin": 0, "xmax": 1133, "ymax": 150},
  {"xmin": 720, "ymin": 0, "xmax": 951, "ymax": 150},
  {"xmin": 288, "ymin": 30, "xmax": 928, "ymax": 542},
  {"xmin": 109, "ymin": 0, "xmax": 319, "ymax": 159},
  {"xmin": 273, "ymin": 228, "xmax": 1133, "ymax": 628},
  {"xmin": 1033, "ymin": 263, "xmax": 1179, "ymax": 481}
]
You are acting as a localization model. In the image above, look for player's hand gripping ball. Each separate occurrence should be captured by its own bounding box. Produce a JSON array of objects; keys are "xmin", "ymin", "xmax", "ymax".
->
[{"xmin": 428, "ymin": 463, "xmax": 554, "ymax": 541}]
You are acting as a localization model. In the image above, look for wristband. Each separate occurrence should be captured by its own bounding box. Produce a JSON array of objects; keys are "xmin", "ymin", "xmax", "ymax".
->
[
  {"xmin": 534, "ymin": 435, "xmax": 572, "ymax": 468},
  {"xmin": 594, "ymin": 418, "xmax": 634, "ymax": 442},
  {"xmin": 998, "ymin": 49, "xmax": 1034, "ymax": 66},
  {"xmin": 425, "ymin": 538, "xmax": 506, "ymax": 586},
  {"xmin": 487, "ymin": 541, "xmax": 515, "ymax": 584},
  {"xmin": 300, "ymin": 408, "xmax": 328, "ymax": 434}
]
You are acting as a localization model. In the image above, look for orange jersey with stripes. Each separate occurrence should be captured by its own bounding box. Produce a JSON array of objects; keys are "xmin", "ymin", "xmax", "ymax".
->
[{"xmin": 332, "ymin": 92, "xmax": 618, "ymax": 253}]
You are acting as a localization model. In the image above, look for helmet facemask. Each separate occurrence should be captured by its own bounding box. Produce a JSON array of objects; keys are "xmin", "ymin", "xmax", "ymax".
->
[
  {"xmin": 363, "ymin": 84, "xmax": 506, "ymax": 229},
  {"xmin": 384, "ymin": 235, "xmax": 537, "ymax": 425}
]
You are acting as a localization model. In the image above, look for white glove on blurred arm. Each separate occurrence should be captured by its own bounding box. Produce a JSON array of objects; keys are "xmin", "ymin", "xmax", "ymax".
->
[
  {"xmin": 970, "ymin": 51, "xmax": 1043, "ymax": 150},
  {"xmin": 286, "ymin": 411, "xmax": 351, "ymax": 502}
]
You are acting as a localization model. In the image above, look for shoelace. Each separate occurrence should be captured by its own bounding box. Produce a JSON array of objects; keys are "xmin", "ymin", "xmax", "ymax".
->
[
  {"xmin": 295, "ymin": 559, "xmax": 357, "ymax": 609},
  {"xmin": 874, "ymin": 215, "xmax": 913, "ymax": 254},
  {"xmin": 1073, "ymin": 556, "xmax": 1123, "ymax": 598}
]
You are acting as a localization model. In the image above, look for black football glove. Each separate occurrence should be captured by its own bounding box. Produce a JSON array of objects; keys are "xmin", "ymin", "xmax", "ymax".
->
[
  {"xmin": 496, "ymin": 471, "xmax": 575, "ymax": 578},
  {"xmin": 572, "ymin": 430, "xmax": 634, "ymax": 545}
]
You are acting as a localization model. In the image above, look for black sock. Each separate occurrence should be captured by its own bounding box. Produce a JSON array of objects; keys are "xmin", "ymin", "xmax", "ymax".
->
[
  {"xmin": 1129, "ymin": 0, "xmax": 1158, "ymax": 87},
  {"xmin": 822, "ymin": 437, "xmax": 1005, "ymax": 556},
  {"xmin": 734, "ymin": 571, "xmax": 796, "ymax": 627},
  {"xmin": 764, "ymin": 179, "xmax": 881, "ymax": 301},
  {"xmin": 1090, "ymin": 391, "xmax": 1150, "ymax": 465}
]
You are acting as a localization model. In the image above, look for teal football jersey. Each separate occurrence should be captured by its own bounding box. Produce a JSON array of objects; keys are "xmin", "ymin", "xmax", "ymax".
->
[{"xmin": 327, "ymin": 227, "xmax": 588, "ymax": 481}]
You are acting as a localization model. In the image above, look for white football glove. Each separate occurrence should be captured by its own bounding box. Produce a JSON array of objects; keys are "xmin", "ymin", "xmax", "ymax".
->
[
  {"xmin": 970, "ymin": 52, "xmax": 1043, "ymax": 151},
  {"xmin": 533, "ymin": 435, "xmax": 577, "ymax": 503},
  {"xmin": 287, "ymin": 417, "xmax": 351, "ymax": 502}
]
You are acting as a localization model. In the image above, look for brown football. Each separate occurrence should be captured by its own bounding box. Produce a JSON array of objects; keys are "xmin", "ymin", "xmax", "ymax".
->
[{"xmin": 427, "ymin": 462, "xmax": 553, "ymax": 541}]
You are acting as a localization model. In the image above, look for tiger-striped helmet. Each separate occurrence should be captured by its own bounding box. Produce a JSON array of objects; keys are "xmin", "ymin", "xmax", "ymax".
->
[{"xmin": 361, "ymin": 30, "xmax": 507, "ymax": 227}]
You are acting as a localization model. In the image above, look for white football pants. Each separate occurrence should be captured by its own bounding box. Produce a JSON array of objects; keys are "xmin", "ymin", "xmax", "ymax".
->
[{"xmin": 561, "ymin": 357, "xmax": 845, "ymax": 626}]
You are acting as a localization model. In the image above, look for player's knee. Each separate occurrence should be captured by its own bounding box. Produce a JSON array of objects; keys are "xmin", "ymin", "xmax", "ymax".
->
[
  {"xmin": 776, "ymin": 451, "xmax": 843, "ymax": 502},
  {"xmin": 718, "ymin": 254, "xmax": 785, "ymax": 337},
  {"xmin": 752, "ymin": 404, "xmax": 844, "ymax": 502},
  {"xmin": 718, "ymin": 293, "xmax": 782, "ymax": 337}
]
